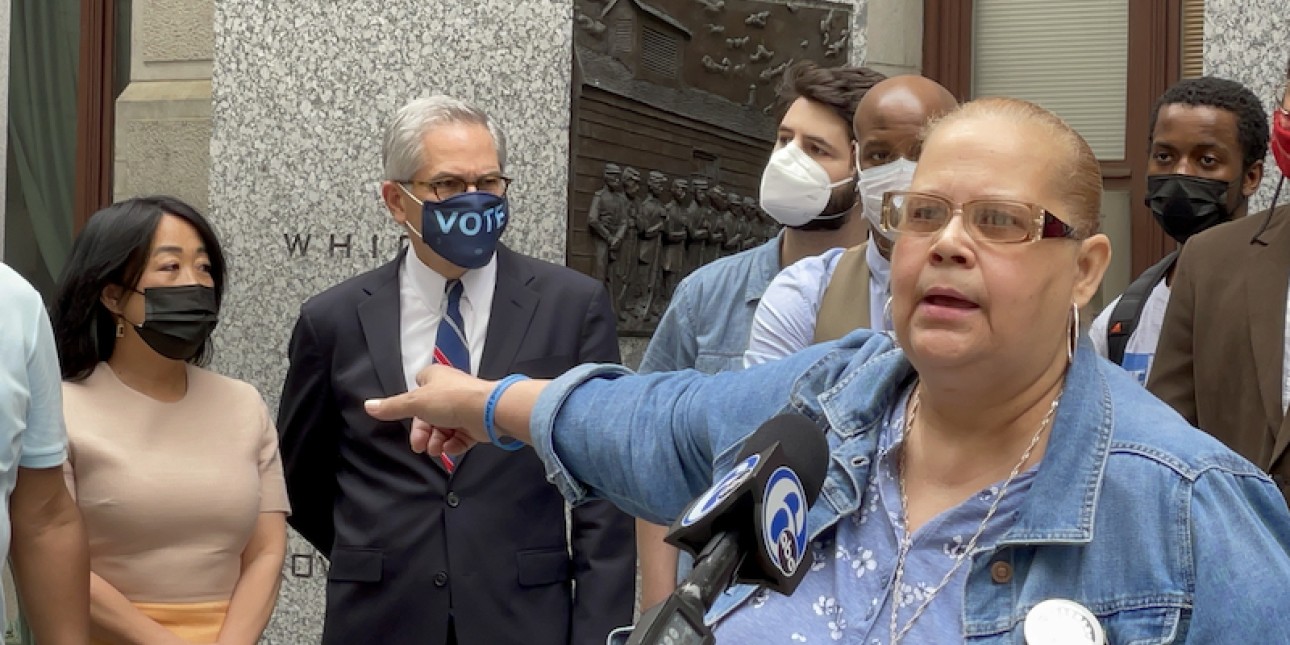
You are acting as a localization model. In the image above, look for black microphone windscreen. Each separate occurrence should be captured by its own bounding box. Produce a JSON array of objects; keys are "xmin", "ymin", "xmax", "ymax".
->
[{"xmin": 735, "ymin": 414, "xmax": 829, "ymax": 506}]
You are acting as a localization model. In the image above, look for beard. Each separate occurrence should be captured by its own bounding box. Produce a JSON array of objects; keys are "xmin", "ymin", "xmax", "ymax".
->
[{"xmin": 789, "ymin": 180, "xmax": 857, "ymax": 232}]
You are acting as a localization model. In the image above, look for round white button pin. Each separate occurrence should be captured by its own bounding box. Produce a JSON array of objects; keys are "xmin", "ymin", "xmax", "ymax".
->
[{"xmin": 1023, "ymin": 599, "xmax": 1106, "ymax": 645}]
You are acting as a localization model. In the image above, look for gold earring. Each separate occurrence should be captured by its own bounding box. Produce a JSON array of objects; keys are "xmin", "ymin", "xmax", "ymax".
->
[{"xmin": 115, "ymin": 321, "xmax": 125, "ymax": 338}]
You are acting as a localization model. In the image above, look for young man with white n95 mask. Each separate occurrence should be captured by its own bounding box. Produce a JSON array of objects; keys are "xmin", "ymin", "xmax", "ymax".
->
[{"xmin": 636, "ymin": 60, "xmax": 886, "ymax": 612}]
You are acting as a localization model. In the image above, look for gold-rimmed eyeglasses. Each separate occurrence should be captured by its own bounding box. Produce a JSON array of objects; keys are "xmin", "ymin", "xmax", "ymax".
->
[
  {"xmin": 881, "ymin": 190, "xmax": 1085, "ymax": 244},
  {"xmin": 404, "ymin": 174, "xmax": 512, "ymax": 201}
]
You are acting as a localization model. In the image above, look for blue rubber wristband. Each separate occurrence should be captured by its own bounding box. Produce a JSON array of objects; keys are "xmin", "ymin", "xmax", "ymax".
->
[{"xmin": 484, "ymin": 374, "xmax": 530, "ymax": 451}]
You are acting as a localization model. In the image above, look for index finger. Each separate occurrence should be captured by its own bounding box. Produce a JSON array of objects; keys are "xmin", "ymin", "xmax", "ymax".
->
[{"xmin": 364, "ymin": 390, "xmax": 421, "ymax": 422}]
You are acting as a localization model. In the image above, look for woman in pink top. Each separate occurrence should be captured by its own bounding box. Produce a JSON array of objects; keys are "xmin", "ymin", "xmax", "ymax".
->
[{"xmin": 49, "ymin": 196, "xmax": 290, "ymax": 645}]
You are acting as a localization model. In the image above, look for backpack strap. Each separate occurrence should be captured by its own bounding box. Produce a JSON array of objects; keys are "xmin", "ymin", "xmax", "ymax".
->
[{"xmin": 1106, "ymin": 250, "xmax": 1179, "ymax": 365}]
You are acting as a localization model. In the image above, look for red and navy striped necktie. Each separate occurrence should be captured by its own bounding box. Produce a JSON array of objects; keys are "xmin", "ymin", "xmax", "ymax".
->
[{"xmin": 432, "ymin": 280, "xmax": 469, "ymax": 472}]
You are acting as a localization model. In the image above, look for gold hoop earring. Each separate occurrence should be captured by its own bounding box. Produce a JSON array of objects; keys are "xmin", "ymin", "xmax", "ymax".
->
[
  {"xmin": 1068, "ymin": 303, "xmax": 1079, "ymax": 362},
  {"xmin": 115, "ymin": 321, "xmax": 125, "ymax": 338}
]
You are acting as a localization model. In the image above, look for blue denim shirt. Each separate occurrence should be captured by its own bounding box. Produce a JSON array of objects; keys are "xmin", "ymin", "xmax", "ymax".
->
[
  {"xmin": 533, "ymin": 331, "xmax": 1290, "ymax": 643},
  {"xmin": 639, "ymin": 236, "xmax": 782, "ymax": 374}
]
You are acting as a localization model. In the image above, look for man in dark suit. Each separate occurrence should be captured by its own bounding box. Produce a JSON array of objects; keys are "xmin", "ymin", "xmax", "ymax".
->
[{"xmin": 278, "ymin": 96, "xmax": 635, "ymax": 645}]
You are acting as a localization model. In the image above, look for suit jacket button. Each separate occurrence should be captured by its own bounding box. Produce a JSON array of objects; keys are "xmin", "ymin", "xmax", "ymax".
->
[
  {"xmin": 433, "ymin": 571, "xmax": 449, "ymax": 587},
  {"xmin": 446, "ymin": 492, "xmax": 460, "ymax": 508}
]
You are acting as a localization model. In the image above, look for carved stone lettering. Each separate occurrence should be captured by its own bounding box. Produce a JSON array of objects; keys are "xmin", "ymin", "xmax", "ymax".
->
[{"xmin": 282, "ymin": 232, "xmax": 410, "ymax": 261}]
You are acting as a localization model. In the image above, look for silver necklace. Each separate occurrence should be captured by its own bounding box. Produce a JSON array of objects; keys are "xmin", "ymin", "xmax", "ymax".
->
[{"xmin": 887, "ymin": 385, "xmax": 1062, "ymax": 645}]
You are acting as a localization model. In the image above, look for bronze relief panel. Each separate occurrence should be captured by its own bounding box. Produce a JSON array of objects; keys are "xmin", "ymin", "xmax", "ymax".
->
[{"xmin": 569, "ymin": 0, "xmax": 852, "ymax": 336}]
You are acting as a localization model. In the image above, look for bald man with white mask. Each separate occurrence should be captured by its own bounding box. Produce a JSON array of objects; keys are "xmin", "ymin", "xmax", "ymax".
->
[{"xmin": 744, "ymin": 75, "xmax": 958, "ymax": 366}]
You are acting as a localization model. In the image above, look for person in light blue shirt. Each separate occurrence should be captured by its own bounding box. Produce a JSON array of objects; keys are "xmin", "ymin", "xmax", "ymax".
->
[
  {"xmin": 0, "ymin": 262, "xmax": 90, "ymax": 643},
  {"xmin": 743, "ymin": 246, "xmax": 846, "ymax": 368},
  {"xmin": 371, "ymin": 97, "xmax": 1290, "ymax": 644},
  {"xmin": 638, "ymin": 62, "xmax": 883, "ymax": 376},
  {"xmin": 745, "ymin": 75, "xmax": 958, "ymax": 368},
  {"xmin": 635, "ymin": 61, "xmax": 886, "ymax": 609}
]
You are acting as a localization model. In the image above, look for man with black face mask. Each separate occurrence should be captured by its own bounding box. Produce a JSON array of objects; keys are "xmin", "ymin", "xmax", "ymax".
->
[
  {"xmin": 1088, "ymin": 76, "xmax": 1266, "ymax": 384},
  {"xmin": 635, "ymin": 60, "xmax": 885, "ymax": 612},
  {"xmin": 1151, "ymin": 61, "xmax": 1290, "ymax": 506}
]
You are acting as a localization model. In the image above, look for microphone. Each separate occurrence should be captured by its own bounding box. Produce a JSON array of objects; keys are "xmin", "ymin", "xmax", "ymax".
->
[{"xmin": 626, "ymin": 414, "xmax": 830, "ymax": 645}]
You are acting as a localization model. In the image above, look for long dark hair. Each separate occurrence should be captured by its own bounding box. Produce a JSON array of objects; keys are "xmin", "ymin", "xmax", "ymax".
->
[{"xmin": 50, "ymin": 196, "xmax": 227, "ymax": 381}]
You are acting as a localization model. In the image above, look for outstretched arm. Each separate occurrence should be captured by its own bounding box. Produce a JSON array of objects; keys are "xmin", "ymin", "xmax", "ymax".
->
[
  {"xmin": 366, "ymin": 346, "xmax": 831, "ymax": 523},
  {"xmin": 365, "ymin": 366, "xmax": 544, "ymax": 455}
]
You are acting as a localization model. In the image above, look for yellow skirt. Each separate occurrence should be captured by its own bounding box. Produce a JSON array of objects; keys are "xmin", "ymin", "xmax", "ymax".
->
[{"xmin": 92, "ymin": 600, "xmax": 228, "ymax": 645}]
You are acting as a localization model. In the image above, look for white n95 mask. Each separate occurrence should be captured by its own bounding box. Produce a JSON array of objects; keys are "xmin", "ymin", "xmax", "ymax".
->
[
  {"xmin": 759, "ymin": 141, "xmax": 855, "ymax": 227},
  {"xmin": 858, "ymin": 157, "xmax": 918, "ymax": 242}
]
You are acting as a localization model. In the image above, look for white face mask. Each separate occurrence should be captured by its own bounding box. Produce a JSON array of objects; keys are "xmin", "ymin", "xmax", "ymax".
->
[
  {"xmin": 856, "ymin": 156, "xmax": 918, "ymax": 242},
  {"xmin": 759, "ymin": 141, "xmax": 855, "ymax": 227}
]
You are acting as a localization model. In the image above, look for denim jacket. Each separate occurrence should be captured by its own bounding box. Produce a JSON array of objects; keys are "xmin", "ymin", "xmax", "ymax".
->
[
  {"xmin": 638, "ymin": 236, "xmax": 781, "ymax": 374},
  {"xmin": 532, "ymin": 331, "xmax": 1290, "ymax": 643}
]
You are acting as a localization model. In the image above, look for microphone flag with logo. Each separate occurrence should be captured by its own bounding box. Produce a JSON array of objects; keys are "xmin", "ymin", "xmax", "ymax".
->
[
  {"xmin": 666, "ymin": 413, "xmax": 829, "ymax": 595},
  {"xmin": 625, "ymin": 414, "xmax": 829, "ymax": 645}
]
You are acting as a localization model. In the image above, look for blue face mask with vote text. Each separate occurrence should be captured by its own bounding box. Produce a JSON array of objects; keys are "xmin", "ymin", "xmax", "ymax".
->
[{"xmin": 402, "ymin": 188, "xmax": 508, "ymax": 269}]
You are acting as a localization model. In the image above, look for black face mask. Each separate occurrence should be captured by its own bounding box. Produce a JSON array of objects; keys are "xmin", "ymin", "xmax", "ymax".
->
[
  {"xmin": 124, "ymin": 285, "xmax": 219, "ymax": 360},
  {"xmin": 1144, "ymin": 174, "xmax": 1235, "ymax": 244}
]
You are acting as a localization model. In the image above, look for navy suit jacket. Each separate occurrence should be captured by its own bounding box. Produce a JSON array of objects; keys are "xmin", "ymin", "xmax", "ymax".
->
[{"xmin": 278, "ymin": 245, "xmax": 635, "ymax": 645}]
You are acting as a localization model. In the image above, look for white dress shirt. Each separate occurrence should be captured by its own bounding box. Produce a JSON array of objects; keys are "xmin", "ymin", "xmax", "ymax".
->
[
  {"xmin": 865, "ymin": 237, "xmax": 891, "ymax": 331},
  {"xmin": 399, "ymin": 250, "xmax": 497, "ymax": 391}
]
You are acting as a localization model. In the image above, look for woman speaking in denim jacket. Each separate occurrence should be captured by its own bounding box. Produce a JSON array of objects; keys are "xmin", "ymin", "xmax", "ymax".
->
[{"xmin": 368, "ymin": 98, "xmax": 1290, "ymax": 643}]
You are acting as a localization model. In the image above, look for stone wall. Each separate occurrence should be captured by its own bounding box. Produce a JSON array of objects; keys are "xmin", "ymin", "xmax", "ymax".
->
[{"xmin": 1206, "ymin": 0, "xmax": 1290, "ymax": 213}]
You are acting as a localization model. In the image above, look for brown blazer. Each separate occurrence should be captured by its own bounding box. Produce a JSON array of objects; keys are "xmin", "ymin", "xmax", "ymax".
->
[{"xmin": 1148, "ymin": 204, "xmax": 1290, "ymax": 504}]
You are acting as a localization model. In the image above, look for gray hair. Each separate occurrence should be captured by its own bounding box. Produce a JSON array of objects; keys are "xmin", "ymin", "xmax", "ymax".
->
[{"xmin": 381, "ymin": 96, "xmax": 508, "ymax": 180}]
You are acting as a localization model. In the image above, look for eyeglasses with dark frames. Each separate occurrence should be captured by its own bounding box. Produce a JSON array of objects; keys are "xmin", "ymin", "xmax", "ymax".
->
[{"xmin": 404, "ymin": 174, "xmax": 513, "ymax": 201}]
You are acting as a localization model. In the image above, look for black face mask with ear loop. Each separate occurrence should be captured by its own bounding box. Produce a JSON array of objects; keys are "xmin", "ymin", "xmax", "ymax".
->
[
  {"xmin": 1144, "ymin": 174, "xmax": 1236, "ymax": 244},
  {"xmin": 123, "ymin": 285, "xmax": 219, "ymax": 360}
]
